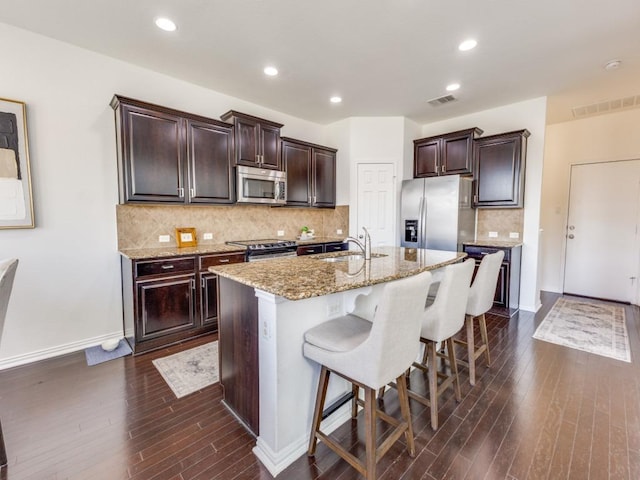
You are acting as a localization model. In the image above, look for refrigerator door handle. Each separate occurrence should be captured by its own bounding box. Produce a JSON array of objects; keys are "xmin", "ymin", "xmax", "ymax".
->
[{"xmin": 419, "ymin": 195, "xmax": 427, "ymax": 248}]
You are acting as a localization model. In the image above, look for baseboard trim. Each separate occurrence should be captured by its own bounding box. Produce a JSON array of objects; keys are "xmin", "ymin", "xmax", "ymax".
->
[{"xmin": 0, "ymin": 332, "xmax": 123, "ymax": 371}]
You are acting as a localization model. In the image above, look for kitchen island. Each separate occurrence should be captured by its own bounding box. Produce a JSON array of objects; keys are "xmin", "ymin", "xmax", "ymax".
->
[{"xmin": 209, "ymin": 246, "xmax": 466, "ymax": 476}]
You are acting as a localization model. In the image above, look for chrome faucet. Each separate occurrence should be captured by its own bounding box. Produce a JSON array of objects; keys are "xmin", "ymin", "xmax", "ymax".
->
[{"xmin": 344, "ymin": 227, "xmax": 371, "ymax": 260}]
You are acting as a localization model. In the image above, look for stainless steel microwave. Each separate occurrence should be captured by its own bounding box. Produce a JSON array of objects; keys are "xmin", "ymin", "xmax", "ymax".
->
[{"xmin": 236, "ymin": 165, "xmax": 287, "ymax": 205}]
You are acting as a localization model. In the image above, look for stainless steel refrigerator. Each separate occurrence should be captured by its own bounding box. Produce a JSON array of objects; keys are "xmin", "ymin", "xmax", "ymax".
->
[{"xmin": 400, "ymin": 175, "xmax": 475, "ymax": 251}]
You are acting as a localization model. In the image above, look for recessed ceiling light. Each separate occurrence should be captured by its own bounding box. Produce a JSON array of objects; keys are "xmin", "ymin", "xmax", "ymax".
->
[
  {"xmin": 446, "ymin": 83, "xmax": 460, "ymax": 92},
  {"xmin": 458, "ymin": 39, "xmax": 477, "ymax": 51},
  {"xmin": 604, "ymin": 59, "xmax": 622, "ymax": 71},
  {"xmin": 155, "ymin": 17, "xmax": 177, "ymax": 32},
  {"xmin": 330, "ymin": 96, "xmax": 342, "ymax": 104},
  {"xmin": 264, "ymin": 66, "xmax": 279, "ymax": 76}
]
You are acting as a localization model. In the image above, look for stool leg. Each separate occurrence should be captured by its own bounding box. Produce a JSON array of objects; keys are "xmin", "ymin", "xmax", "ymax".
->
[
  {"xmin": 427, "ymin": 341, "xmax": 438, "ymax": 430},
  {"xmin": 396, "ymin": 373, "xmax": 415, "ymax": 457},
  {"xmin": 466, "ymin": 314, "xmax": 476, "ymax": 386},
  {"xmin": 479, "ymin": 313, "xmax": 491, "ymax": 366},
  {"xmin": 308, "ymin": 367, "xmax": 330, "ymax": 456},
  {"xmin": 364, "ymin": 386, "xmax": 377, "ymax": 480},
  {"xmin": 446, "ymin": 337, "xmax": 462, "ymax": 402},
  {"xmin": 0, "ymin": 418, "xmax": 6, "ymax": 467}
]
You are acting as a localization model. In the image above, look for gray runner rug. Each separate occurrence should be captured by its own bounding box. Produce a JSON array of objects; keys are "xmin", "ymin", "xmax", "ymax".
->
[{"xmin": 153, "ymin": 341, "xmax": 219, "ymax": 398}]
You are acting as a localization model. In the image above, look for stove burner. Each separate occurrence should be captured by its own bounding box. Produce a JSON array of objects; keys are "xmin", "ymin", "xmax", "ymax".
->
[{"xmin": 226, "ymin": 239, "xmax": 298, "ymax": 260}]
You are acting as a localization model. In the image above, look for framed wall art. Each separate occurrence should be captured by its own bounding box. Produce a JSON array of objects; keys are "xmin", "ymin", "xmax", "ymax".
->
[
  {"xmin": 176, "ymin": 227, "xmax": 197, "ymax": 248},
  {"xmin": 0, "ymin": 97, "xmax": 34, "ymax": 229}
]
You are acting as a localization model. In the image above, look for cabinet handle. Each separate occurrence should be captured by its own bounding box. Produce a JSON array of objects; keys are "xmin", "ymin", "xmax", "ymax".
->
[
  {"xmin": 306, "ymin": 249, "xmax": 315, "ymax": 253},
  {"xmin": 473, "ymin": 194, "xmax": 478, "ymax": 204},
  {"xmin": 178, "ymin": 188, "xmax": 184, "ymax": 198},
  {"xmin": 161, "ymin": 265, "xmax": 174, "ymax": 270},
  {"xmin": 201, "ymin": 277, "xmax": 206, "ymax": 288},
  {"xmin": 313, "ymin": 196, "xmax": 316, "ymax": 204},
  {"xmin": 442, "ymin": 165, "xmax": 446, "ymax": 173},
  {"xmin": 190, "ymin": 188, "xmax": 195, "ymax": 198},
  {"xmin": 191, "ymin": 279, "xmax": 196, "ymax": 290},
  {"xmin": 218, "ymin": 259, "xmax": 230, "ymax": 263}
]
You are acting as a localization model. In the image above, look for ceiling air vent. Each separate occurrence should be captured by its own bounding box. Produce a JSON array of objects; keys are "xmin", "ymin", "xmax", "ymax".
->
[
  {"xmin": 427, "ymin": 94, "xmax": 457, "ymax": 107},
  {"xmin": 572, "ymin": 94, "xmax": 640, "ymax": 119}
]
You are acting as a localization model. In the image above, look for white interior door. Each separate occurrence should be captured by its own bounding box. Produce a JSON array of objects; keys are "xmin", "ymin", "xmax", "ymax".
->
[
  {"xmin": 356, "ymin": 163, "xmax": 395, "ymax": 247},
  {"xmin": 563, "ymin": 160, "xmax": 640, "ymax": 303}
]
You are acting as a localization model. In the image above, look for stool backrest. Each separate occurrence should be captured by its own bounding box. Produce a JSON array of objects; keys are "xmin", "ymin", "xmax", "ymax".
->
[
  {"xmin": 421, "ymin": 258, "xmax": 475, "ymax": 342},
  {"xmin": 0, "ymin": 258, "xmax": 19, "ymax": 344},
  {"xmin": 467, "ymin": 250, "xmax": 505, "ymax": 317},
  {"xmin": 361, "ymin": 271, "xmax": 432, "ymax": 387}
]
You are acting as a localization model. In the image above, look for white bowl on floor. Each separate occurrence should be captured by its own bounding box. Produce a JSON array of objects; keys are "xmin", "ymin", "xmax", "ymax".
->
[{"xmin": 101, "ymin": 338, "xmax": 121, "ymax": 352}]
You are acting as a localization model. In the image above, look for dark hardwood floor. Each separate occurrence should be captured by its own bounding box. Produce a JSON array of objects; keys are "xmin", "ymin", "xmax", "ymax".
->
[{"xmin": 0, "ymin": 291, "xmax": 638, "ymax": 479}]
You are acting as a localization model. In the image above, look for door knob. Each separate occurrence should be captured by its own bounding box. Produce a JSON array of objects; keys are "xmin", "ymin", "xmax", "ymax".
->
[{"xmin": 568, "ymin": 234, "xmax": 575, "ymax": 239}]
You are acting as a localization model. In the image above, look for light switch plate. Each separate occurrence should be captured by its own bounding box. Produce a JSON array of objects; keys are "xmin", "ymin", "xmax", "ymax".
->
[
  {"xmin": 337, "ymin": 229, "xmax": 343, "ymax": 235},
  {"xmin": 488, "ymin": 231, "xmax": 498, "ymax": 238},
  {"xmin": 509, "ymin": 232, "xmax": 520, "ymax": 239},
  {"xmin": 158, "ymin": 235, "xmax": 170, "ymax": 243},
  {"xmin": 203, "ymin": 232, "xmax": 213, "ymax": 240},
  {"xmin": 277, "ymin": 230, "xmax": 285, "ymax": 237}
]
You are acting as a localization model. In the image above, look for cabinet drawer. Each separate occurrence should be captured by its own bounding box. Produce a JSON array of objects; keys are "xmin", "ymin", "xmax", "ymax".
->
[
  {"xmin": 463, "ymin": 245, "xmax": 511, "ymax": 263},
  {"xmin": 297, "ymin": 244, "xmax": 324, "ymax": 256},
  {"xmin": 135, "ymin": 257, "xmax": 196, "ymax": 278},
  {"xmin": 199, "ymin": 253, "xmax": 246, "ymax": 269},
  {"xmin": 324, "ymin": 242, "xmax": 347, "ymax": 252}
]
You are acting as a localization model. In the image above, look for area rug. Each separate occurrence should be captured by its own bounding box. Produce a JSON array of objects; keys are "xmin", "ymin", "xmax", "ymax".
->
[
  {"xmin": 533, "ymin": 297, "xmax": 630, "ymax": 363},
  {"xmin": 152, "ymin": 341, "xmax": 219, "ymax": 398},
  {"xmin": 85, "ymin": 339, "xmax": 132, "ymax": 366}
]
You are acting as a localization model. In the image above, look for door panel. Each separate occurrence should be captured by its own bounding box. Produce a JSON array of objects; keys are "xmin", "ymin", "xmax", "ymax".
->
[
  {"xmin": 357, "ymin": 163, "xmax": 395, "ymax": 247},
  {"xmin": 564, "ymin": 160, "xmax": 640, "ymax": 303}
]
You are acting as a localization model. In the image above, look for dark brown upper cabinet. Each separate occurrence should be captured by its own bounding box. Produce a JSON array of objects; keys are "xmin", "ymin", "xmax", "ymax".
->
[
  {"xmin": 473, "ymin": 129, "xmax": 530, "ymax": 208},
  {"xmin": 220, "ymin": 111, "xmax": 283, "ymax": 170},
  {"xmin": 281, "ymin": 137, "xmax": 337, "ymax": 208},
  {"xmin": 414, "ymin": 127, "xmax": 483, "ymax": 177},
  {"xmin": 111, "ymin": 95, "xmax": 234, "ymax": 205}
]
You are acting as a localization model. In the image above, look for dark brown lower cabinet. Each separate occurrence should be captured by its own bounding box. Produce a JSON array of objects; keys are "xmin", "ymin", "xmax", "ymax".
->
[
  {"xmin": 463, "ymin": 244, "xmax": 522, "ymax": 317},
  {"xmin": 121, "ymin": 251, "xmax": 244, "ymax": 354},
  {"xmin": 296, "ymin": 241, "xmax": 347, "ymax": 256},
  {"xmin": 218, "ymin": 277, "xmax": 259, "ymax": 435}
]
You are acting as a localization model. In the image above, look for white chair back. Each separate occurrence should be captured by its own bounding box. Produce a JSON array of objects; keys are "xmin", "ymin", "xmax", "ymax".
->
[
  {"xmin": 420, "ymin": 259, "xmax": 475, "ymax": 342},
  {"xmin": 466, "ymin": 251, "xmax": 504, "ymax": 317},
  {"xmin": 0, "ymin": 259, "xmax": 19, "ymax": 343}
]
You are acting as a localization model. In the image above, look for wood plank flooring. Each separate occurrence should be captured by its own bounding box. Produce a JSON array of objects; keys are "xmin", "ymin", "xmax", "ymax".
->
[{"xmin": 0, "ymin": 291, "xmax": 638, "ymax": 479}]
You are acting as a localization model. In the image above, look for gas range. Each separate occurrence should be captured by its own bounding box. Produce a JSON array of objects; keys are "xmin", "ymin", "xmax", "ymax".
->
[{"xmin": 226, "ymin": 239, "xmax": 298, "ymax": 261}]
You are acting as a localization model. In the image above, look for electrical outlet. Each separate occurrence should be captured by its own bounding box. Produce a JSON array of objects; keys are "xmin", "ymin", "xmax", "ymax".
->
[
  {"xmin": 261, "ymin": 319, "xmax": 271, "ymax": 339},
  {"xmin": 509, "ymin": 232, "xmax": 520, "ymax": 239},
  {"xmin": 488, "ymin": 231, "xmax": 498, "ymax": 238},
  {"xmin": 277, "ymin": 230, "xmax": 285, "ymax": 237},
  {"xmin": 158, "ymin": 235, "xmax": 170, "ymax": 243},
  {"xmin": 337, "ymin": 229, "xmax": 343, "ymax": 235},
  {"xmin": 203, "ymin": 232, "xmax": 213, "ymax": 240}
]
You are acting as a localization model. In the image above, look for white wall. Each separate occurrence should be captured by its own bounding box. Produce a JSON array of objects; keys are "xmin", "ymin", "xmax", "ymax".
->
[
  {"xmin": 541, "ymin": 108, "xmax": 640, "ymax": 292},
  {"xmin": 0, "ymin": 23, "xmax": 326, "ymax": 367},
  {"xmin": 419, "ymin": 98, "xmax": 548, "ymax": 312}
]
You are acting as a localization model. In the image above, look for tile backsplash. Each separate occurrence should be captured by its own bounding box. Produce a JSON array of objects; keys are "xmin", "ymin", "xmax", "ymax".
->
[
  {"xmin": 476, "ymin": 208, "xmax": 524, "ymax": 241},
  {"xmin": 116, "ymin": 204, "xmax": 349, "ymax": 250}
]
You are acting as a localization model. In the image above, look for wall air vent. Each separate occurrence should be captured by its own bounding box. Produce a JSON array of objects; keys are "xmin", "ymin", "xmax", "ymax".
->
[
  {"xmin": 572, "ymin": 94, "xmax": 640, "ymax": 119},
  {"xmin": 427, "ymin": 94, "xmax": 457, "ymax": 107}
]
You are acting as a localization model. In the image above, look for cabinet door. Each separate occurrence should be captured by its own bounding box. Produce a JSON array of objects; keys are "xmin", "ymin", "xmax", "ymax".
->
[
  {"xmin": 474, "ymin": 130, "xmax": 529, "ymax": 208},
  {"xmin": 135, "ymin": 273, "xmax": 196, "ymax": 341},
  {"xmin": 186, "ymin": 120, "xmax": 234, "ymax": 204},
  {"xmin": 283, "ymin": 141, "xmax": 312, "ymax": 206},
  {"xmin": 324, "ymin": 242, "xmax": 347, "ymax": 252},
  {"xmin": 312, "ymin": 148, "xmax": 336, "ymax": 207},
  {"xmin": 121, "ymin": 105, "xmax": 185, "ymax": 203},
  {"xmin": 235, "ymin": 117, "xmax": 260, "ymax": 166},
  {"xmin": 260, "ymin": 124, "xmax": 281, "ymax": 169},
  {"xmin": 494, "ymin": 263, "xmax": 509, "ymax": 307},
  {"xmin": 414, "ymin": 139, "xmax": 440, "ymax": 177},
  {"xmin": 297, "ymin": 244, "xmax": 324, "ymax": 255},
  {"xmin": 441, "ymin": 132, "xmax": 474, "ymax": 175},
  {"xmin": 200, "ymin": 272, "xmax": 219, "ymax": 327}
]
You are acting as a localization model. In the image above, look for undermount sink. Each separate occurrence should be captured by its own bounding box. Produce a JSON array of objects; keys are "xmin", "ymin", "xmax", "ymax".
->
[{"xmin": 316, "ymin": 252, "xmax": 387, "ymax": 262}]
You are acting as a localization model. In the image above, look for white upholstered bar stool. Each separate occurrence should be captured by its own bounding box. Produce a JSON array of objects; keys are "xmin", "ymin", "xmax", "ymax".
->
[
  {"xmin": 304, "ymin": 271, "xmax": 432, "ymax": 480},
  {"xmin": 0, "ymin": 258, "xmax": 19, "ymax": 468},
  {"xmin": 409, "ymin": 259, "xmax": 475, "ymax": 430},
  {"xmin": 455, "ymin": 250, "xmax": 504, "ymax": 386}
]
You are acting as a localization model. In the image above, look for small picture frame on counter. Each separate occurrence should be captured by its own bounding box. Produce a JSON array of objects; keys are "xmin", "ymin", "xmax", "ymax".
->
[{"xmin": 176, "ymin": 227, "xmax": 197, "ymax": 248}]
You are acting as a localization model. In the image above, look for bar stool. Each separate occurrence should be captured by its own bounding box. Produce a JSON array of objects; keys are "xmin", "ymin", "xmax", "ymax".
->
[
  {"xmin": 409, "ymin": 259, "xmax": 475, "ymax": 430},
  {"xmin": 0, "ymin": 258, "xmax": 19, "ymax": 468},
  {"xmin": 455, "ymin": 250, "xmax": 504, "ymax": 385},
  {"xmin": 304, "ymin": 271, "xmax": 432, "ymax": 480}
]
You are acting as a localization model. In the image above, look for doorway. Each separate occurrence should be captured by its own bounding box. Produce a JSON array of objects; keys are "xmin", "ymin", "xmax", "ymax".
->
[
  {"xmin": 356, "ymin": 163, "xmax": 396, "ymax": 247},
  {"xmin": 563, "ymin": 159, "xmax": 640, "ymax": 304}
]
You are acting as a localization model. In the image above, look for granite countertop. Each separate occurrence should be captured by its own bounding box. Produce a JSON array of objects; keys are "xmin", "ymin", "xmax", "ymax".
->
[
  {"xmin": 209, "ymin": 246, "xmax": 466, "ymax": 301},
  {"xmin": 119, "ymin": 243, "xmax": 245, "ymax": 260},
  {"xmin": 464, "ymin": 240, "xmax": 523, "ymax": 248}
]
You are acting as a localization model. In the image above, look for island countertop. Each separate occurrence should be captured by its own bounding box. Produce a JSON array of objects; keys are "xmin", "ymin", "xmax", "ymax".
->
[{"xmin": 209, "ymin": 246, "xmax": 466, "ymax": 301}]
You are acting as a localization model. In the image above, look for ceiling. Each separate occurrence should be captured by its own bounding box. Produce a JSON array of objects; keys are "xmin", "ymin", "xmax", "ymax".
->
[{"xmin": 1, "ymin": 0, "xmax": 639, "ymax": 125}]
